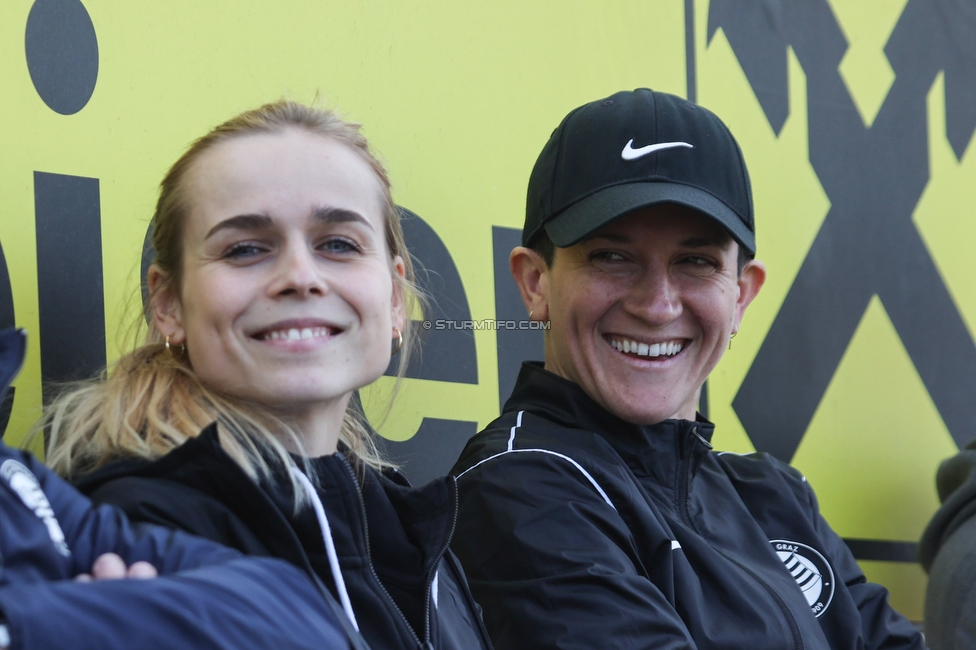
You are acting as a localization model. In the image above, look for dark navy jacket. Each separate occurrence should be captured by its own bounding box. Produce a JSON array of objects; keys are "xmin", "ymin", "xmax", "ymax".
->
[
  {"xmin": 451, "ymin": 362, "xmax": 925, "ymax": 650},
  {"xmin": 0, "ymin": 328, "xmax": 360, "ymax": 650}
]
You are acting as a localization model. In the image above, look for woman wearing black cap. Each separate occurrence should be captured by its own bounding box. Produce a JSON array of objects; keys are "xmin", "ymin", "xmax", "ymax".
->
[{"xmin": 450, "ymin": 88, "xmax": 923, "ymax": 649}]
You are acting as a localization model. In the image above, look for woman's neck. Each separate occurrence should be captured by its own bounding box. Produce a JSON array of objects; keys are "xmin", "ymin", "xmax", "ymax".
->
[{"xmin": 277, "ymin": 394, "xmax": 350, "ymax": 458}]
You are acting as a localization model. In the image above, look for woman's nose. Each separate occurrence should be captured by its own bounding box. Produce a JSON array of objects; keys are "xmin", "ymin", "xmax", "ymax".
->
[
  {"xmin": 625, "ymin": 268, "xmax": 682, "ymax": 324},
  {"xmin": 269, "ymin": 244, "xmax": 326, "ymax": 298}
]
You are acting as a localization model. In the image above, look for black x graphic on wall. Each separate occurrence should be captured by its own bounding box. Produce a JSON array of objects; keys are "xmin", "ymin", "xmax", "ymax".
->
[{"xmin": 710, "ymin": 0, "xmax": 976, "ymax": 462}]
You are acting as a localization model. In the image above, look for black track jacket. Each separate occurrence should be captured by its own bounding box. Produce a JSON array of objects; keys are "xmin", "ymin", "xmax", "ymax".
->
[
  {"xmin": 75, "ymin": 426, "xmax": 493, "ymax": 650},
  {"xmin": 450, "ymin": 362, "xmax": 924, "ymax": 650}
]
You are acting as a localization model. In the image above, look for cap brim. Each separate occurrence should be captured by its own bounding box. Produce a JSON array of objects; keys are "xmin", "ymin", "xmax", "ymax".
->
[{"xmin": 543, "ymin": 182, "xmax": 756, "ymax": 254}]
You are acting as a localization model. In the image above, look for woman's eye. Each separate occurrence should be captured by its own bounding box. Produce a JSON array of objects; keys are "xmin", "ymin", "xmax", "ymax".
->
[
  {"xmin": 681, "ymin": 255, "xmax": 718, "ymax": 269},
  {"xmin": 591, "ymin": 250, "xmax": 627, "ymax": 263},
  {"xmin": 223, "ymin": 242, "xmax": 267, "ymax": 259},
  {"xmin": 589, "ymin": 250, "xmax": 636, "ymax": 273},
  {"xmin": 319, "ymin": 237, "xmax": 362, "ymax": 254}
]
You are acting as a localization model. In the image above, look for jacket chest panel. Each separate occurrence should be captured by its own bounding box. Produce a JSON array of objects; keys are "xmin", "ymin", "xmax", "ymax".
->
[{"xmin": 626, "ymin": 463, "xmax": 833, "ymax": 648}]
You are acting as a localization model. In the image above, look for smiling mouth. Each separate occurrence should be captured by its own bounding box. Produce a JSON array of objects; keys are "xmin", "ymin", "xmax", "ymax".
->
[
  {"xmin": 257, "ymin": 326, "xmax": 339, "ymax": 342},
  {"xmin": 607, "ymin": 335, "xmax": 684, "ymax": 358}
]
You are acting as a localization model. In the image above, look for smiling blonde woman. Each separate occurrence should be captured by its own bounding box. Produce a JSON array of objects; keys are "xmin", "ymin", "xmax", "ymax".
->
[{"xmin": 41, "ymin": 101, "xmax": 492, "ymax": 650}]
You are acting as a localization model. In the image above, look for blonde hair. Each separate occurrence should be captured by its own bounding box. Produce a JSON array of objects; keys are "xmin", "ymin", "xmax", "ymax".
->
[{"xmin": 42, "ymin": 100, "xmax": 420, "ymax": 489}]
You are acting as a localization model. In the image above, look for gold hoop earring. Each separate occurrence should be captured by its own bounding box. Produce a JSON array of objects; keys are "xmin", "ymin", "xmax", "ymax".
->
[
  {"xmin": 729, "ymin": 331, "xmax": 737, "ymax": 351},
  {"xmin": 528, "ymin": 310, "xmax": 534, "ymax": 320},
  {"xmin": 392, "ymin": 327, "xmax": 403, "ymax": 354},
  {"xmin": 165, "ymin": 335, "xmax": 185, "ymax": 357}
]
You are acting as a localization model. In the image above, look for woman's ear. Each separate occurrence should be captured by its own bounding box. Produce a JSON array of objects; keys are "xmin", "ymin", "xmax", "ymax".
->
[
  {"xmin": 390, "ymin": 255, "xmax": 407, "ymax": 333},
  {"xmin": 147, "ymin": 265, "xmax": 185, "ymax": 343},
  {"xmin": 510, "ymin": 246, "xmax": 550, "ymax": 322},
  {"xmin": 734, "ymin": 257, "xmax": 767, "ymax": 328}
]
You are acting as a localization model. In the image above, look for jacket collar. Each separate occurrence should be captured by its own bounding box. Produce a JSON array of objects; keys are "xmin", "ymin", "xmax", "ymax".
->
[
  {"xmin": 506, "ymin": 362, "xmax": 715, "ymax": 482},
  {"xmin": 77, "ymin": 423, "xmax": 315, "ymax": 569},
  {"xmin": 307, "ymin": 452, "xmax": 457, "ymax": 585}
]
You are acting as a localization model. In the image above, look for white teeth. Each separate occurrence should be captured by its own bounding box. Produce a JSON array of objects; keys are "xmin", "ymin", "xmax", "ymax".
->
[
  {"xmin": 609, "ymin": 337, "xmax": 683, "ymax": 358},
  {"xmin": 261, "ymin": 326, "xmax": 333, "ymax": 341}
]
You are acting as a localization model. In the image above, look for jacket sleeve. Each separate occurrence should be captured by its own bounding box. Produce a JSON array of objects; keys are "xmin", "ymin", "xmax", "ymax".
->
[
  {"xmin": 453, "ymin": 451, "xmax": 697, "ymax": 650},
  {"xmin": 0, "ymin": 555, "xmax": 351, "ymax": 650},
  {"xmin": 0, "ymin": 452, "xmax": 355, "ymax": 650},
  {"xmin": 922, "ymin": 511, "xmax": 976, "ymax": 650},
  {"xmin": 801, "ymin": 477, "xmax": 924, "ymax": 650},
  {"xmin": 919, "ymin": 443, "xmax": 976, "ymax": 650}
]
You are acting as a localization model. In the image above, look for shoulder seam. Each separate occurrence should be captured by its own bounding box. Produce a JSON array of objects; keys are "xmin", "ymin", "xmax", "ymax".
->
[{"xmin": 455, "ymin": 447, "xmax": 616, "ymax": 511}]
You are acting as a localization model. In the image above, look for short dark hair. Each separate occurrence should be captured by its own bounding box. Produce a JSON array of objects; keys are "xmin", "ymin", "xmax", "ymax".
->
[{"xmin": 527, "ymin": 228, "xmax": 753, "ymax": 275}]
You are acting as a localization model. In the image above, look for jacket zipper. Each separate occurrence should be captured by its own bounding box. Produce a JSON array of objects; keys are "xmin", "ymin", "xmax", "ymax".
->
[
  {"xmin": 675, "ymin": 425, "xmax": 804, "ymax": 650},
  {"xmin": 421, "ymin": 478, "xmax": 457, "ymax": 644},
  {"xmin": 339, "ymin": 457, "xmax": 425, "ymax": 649},
  {"xmin": 418, "ymin": 476, "xmax": 495, "ymax": 650}
]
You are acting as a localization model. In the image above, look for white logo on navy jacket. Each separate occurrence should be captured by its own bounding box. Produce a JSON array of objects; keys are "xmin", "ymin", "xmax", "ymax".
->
[{"xmin": 1, "ymin": 459, "xmax": 70, "ymax": 557}]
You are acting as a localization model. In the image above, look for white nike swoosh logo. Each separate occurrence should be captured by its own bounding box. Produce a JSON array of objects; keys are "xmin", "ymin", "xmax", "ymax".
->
[{"xmin": 621, "ymin": 139, "xmax": 693, "ymax": 161}]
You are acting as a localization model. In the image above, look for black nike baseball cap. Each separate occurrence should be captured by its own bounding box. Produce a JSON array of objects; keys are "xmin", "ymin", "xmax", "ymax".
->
[{"xmin": 524, "ymin": 88, "xmax": 756, "ymax": 255}]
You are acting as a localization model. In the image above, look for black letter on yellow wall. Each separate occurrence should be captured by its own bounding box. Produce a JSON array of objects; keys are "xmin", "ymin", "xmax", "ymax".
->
[
  {"xmin": 385, "ymin": 207, "xmax": 477, "ymax": 384},
  {"xmin": 34, "ymin": 172, "xmax": 105, "ymax": 391},
  {"xmin": 377, "ymin": 208, "xmax": 478, "ymax": 484},
  {"xmin": 27, "ymin": 0, "xmax": 103, "ymax": 396},
  {"xmin": 493, "ymin": 226, "xmax": 543, "ymax": 411},
  {"xmin": 25, "ymin": 0, "xmax": 98, "ymax": 115}
]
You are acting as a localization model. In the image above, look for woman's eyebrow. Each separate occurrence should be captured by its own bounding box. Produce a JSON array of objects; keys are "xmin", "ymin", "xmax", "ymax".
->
[
  {"xmin": 680, "ymin": 236, "xmax": 731, "ymax": 249},
  {"xmin": 205, "ymin": 213, "xmax": 273, "ymax": 239},
  {"xmin": 204, "ymin": 207, "xmax": 373, "ymax": 240},
  {"xmin": 588, "ymin": 233, "xmax": 630, "ymax": 243},
  {"xmin": 311, "ymin": 206, "xmax": 373, "ymax": 230}
]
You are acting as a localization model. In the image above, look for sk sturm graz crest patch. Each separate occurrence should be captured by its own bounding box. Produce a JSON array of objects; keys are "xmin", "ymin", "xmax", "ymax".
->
[{"xmin": 771, "ymin": 539, "xmax": 835, "ymax": 617}]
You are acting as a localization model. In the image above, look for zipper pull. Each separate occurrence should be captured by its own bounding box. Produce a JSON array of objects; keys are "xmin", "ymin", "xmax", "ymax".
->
[{"xmin": 691, "ymin": 424, "xmax": 713, "ymax": 451}]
